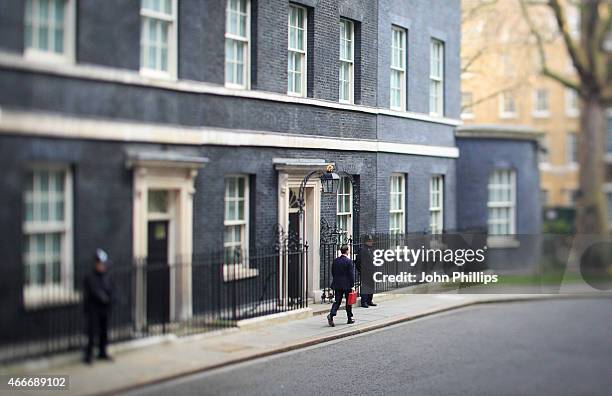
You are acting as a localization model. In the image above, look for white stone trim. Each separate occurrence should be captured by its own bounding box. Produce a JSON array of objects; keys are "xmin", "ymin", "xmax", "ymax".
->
[
  {"xmin": 539, "ymin": 163, "xmax": 579, "ymax": 174},
  {"xmin": 0, "ymin": 108, "xmax": 461, "ymax": 158},
  {"xmin": 486, "ymin": 236, "xmax": 520, "ymax": 249},
  {"xmin": 277, "ymin": 171, "xmax": 321, "ymax": 301},
  {"xmin": 131, "ymin": 163, "xmax": 203, "ymax": 328},
  {"xmin": 0, "ymin": 50, "xmax": 462, "ymax": 127},
  {"xmin": 457, "ymin": 124, "xmax": 544, "ymax": 141}
]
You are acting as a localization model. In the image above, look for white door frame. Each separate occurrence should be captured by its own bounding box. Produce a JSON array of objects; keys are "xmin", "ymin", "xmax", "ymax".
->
[
  {"xmin": 276, "ymin": 162, "xmax": 330, "ymax": 301},
  {"xmin": 130, "ymin": 158, "xmax": 204, "ymax": 330}
]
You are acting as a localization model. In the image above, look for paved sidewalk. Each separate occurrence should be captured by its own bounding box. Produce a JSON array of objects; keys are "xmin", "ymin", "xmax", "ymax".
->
[{"xmin": 2, "ymin": 290, "xmax": 610, "ymax": 396}]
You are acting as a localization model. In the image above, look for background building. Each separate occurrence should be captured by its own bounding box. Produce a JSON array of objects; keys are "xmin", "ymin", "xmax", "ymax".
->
[{"xmin": 461, "ymin": 0, "xmax": 581, "ymax": 212}]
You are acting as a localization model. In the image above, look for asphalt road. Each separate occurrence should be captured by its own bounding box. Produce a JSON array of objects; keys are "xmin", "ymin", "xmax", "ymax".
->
[{"xmin": 126, "ymin": 298, "xmax": 612, "ymax": 396}]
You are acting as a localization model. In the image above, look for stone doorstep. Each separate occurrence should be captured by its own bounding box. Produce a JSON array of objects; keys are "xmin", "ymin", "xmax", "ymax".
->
[{"xmin": 235, "ymin": 308, "xmax": 313, "ymax": 330}]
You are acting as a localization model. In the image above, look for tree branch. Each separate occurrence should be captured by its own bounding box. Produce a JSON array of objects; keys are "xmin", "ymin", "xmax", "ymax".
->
[
  {"xmin": 519, "ymin": 0, "xmax": 584, "ymax": 94},
  {"xmin": 462, "ymin": 0, "xmax": 498, "ymax": 23},
  {"xmin": 542, "ymin": 68, "xmax": 582, "ymax": 92},
  {"xmin": 547, "ymin": 0, "xmax": 594, "ymax": 91},
  {"xmin": 462, "ymin": 81, "xmax": 528, "ymax": 111},
  {"xmin": 462, "ymin": 47, "xmax": 486, "ymax": 74}
]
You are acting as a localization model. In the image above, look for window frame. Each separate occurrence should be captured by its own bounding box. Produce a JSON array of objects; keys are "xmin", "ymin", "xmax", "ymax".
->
[
  {"xmin": 565, "ymin": 88, "xmax": 579, "ymax": 118},
  {"xmin": 429, "ymin": 175, "xmax": 444, "ymax": 234},
  {"xmin": 461, "ymin": 92, "xmax": 474, "ymax": 119},
  {"xmin": 429, "ymin": 39, "xmax": 444, "ymax": 117},
  {"xmin": 607, "ymin": 192, "xmax": 612, "ymax": 227},
  {"xmin": 499, "ymin": 91, "xmax": 517, "ymax": 119},
  {"xmin": 566, "ymin": 132, "xmax": 578, "ymax": 165},
  {"xmin": 339, "ymin": 18, "xmax": 355, "ymax": 104},
  {"xmin": 389, "ymin": 173, "xmax": 406, "ymax": 234},
  {"xmin": 223, "ymin": 175, "xmax": 258, "ymax": 281},
  {"xmin": 336, "ymin": 176, "xmax": 353, "ymax": 241},
  {"xmin": 390, "ymin": 25, "xmax": 406, "ymax": 111},
  {"xmin": 539, "ymin": 135, "xmax": 550, "ymax": 164},
  {"xmin": 487, "ymin": 169, "xmax": 516, "ymax": 236},
  {"xmin": 287, "ymin": 4, "xmax": 308, "ymax": 97},
  {"xmin": 607, "ymin": 115, "xmax": 612, "ymax": 155},
  {"xmin": 22, "ymin": 164, "xmax": 76, "ymax": 308},
  {"xmin": 24, "ymin": 0, "xmax": 76, "ymax": 64},
  {"xmin": 533, "ymin": 88, "xmax": 550, "ymax": 118},
  {"xmin": 139, "ymin": 0, "xmax": 178, "ymax": 80},
  {"xmin": 225, "ymin": 0, "xmax": 251, "ymax": 90}
]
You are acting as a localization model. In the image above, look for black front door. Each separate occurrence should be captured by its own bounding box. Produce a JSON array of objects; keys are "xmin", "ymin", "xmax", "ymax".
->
[
  {"xmin": 287, "ymin": 212, "xmax": 301, "ymax": 301},
  {"xmin": 147, "ymin": 220, "xmax": 170, "ymax": 326}
]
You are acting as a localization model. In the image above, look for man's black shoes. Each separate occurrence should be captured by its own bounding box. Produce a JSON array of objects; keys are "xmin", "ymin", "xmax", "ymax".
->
[
  {"xmin": 347, "ymin": 318, "xmax": 355, "ymax": 324},
  {"xmin": 327, "ymin": 314, "xmax": 335, "ymax": 327},
  {"xmin": 360, "ymin": 304, "xmax": 369, "ymax": 308},
  {"xmin": 368, "ymin": 302, "xmax": 378, "ymax": 307}
]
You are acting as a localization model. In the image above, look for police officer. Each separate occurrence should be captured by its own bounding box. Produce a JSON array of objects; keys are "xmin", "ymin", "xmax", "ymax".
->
[
  {"xmin": 83, "ymin": 249, "xmax": 113, "ymax": 364},
  {"xmin": 356, "ymin": 234, "xmax": 378, "ymax": 308}
]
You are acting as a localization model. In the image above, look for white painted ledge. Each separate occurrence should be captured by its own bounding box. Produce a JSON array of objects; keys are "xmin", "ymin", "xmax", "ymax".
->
[
  {"xmin": 0, "ymin": 108, "xmax": 461, "ymax": 158},
  {"xmin": 487, "ymin": 236, "xmax": 521, "ymax": 249}
]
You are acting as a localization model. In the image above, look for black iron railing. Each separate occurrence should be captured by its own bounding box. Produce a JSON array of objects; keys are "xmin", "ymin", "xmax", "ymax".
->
[
  {"xmin": 0, "ymin": 247, "xmax": 308, "ymax": 364},
  {"xmin": 319, "ymin": 230, "xmax": 489, "ymax": 303}
]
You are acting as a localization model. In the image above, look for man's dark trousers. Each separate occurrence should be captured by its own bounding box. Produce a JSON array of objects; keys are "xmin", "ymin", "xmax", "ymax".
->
[
  {"xmin": 330, "ymin": 289, "xmax": 353, "ymax": 318},
  {"xmin": 85, "ymin": 310, "xmax": 109, "ymax": 360},
  {"xmin": 361, "ymin": 293, "xmax": 373, "ymax": 305}
]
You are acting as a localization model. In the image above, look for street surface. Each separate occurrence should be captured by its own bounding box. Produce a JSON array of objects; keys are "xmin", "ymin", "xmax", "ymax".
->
[{"xmin": 126, "ymin": 298, "xmax": 612, "ymax": 396}]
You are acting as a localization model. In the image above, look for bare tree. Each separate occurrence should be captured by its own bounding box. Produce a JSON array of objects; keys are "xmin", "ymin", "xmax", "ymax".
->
[
  {"xmin": 461, "ymin": 0, "xmax": 533, "ymax": 112},
  {"xmin": 520, "ymin": 0, "xmax": 611, "ymax": 235}
]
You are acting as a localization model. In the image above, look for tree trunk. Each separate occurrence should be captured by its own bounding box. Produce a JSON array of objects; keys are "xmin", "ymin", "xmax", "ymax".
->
[{"xmin": 576, "ymin": 96, "xmax": 608, "ymax": 235}]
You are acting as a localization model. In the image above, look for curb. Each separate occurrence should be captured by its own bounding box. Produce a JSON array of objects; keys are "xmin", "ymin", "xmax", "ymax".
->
[{"xmin": 90, "ymin": 293, "xmax": 611, "ymax": 396}]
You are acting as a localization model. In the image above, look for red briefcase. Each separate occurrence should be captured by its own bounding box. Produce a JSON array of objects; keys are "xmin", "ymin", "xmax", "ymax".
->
[{"xmin": 347, "ymin": 290, "xmax": 357, "ymax": 305}]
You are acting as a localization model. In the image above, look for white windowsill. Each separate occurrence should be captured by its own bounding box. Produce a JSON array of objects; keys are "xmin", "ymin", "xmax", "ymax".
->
[
  {"xmin": 24, "ymin": 48, "xmax": 71, "ymax": 65},
  {"xmin": 532, "ymin": 111, "xmax": 550, "ymax": 119},
  {"xmin": 225, "ymin": 82, "xmax": 249, "ymax": 90},
  {"xmin": 487, "ymin": 236, "xmax": 520, "ymax": 249},
  {"xmin": 139, "ymin": 68, "xmax": 176, "ymax": 81},
  {"xmin": 287, "ymin": 91, "xmax": 306, "ymax": 98},
  {"xmin": 499, "ymin": 112, "xmax": 518, "ymax": 119},
  {"xmin": 23, "ymin": 286, "xmax": 81, "ymax": 310},
  {"xmin": 223, "ymin": 263, "xmax": 259, "ymax": 282}
]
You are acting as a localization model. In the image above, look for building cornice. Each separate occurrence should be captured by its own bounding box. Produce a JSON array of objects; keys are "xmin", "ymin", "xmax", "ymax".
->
[
  {"xmin": 0, "ymin": 108, "xmax": 460, "ymax": 159},
  {"xmin": 456, "ymin": 124, "xmax": 544, "ymax": 142},
  {"xmin": 0, "ymin": 51, "xmax": 462, "ymax": 127}
]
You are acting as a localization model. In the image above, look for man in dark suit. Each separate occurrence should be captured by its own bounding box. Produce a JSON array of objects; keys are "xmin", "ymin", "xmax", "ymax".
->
[
  {"xmin": 327, "ymin": 245, "xmax": 355, "ymax": 327},
  {"xmin": 356, "ymin": 234, "xmax": 378, "ymax": 308}
]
